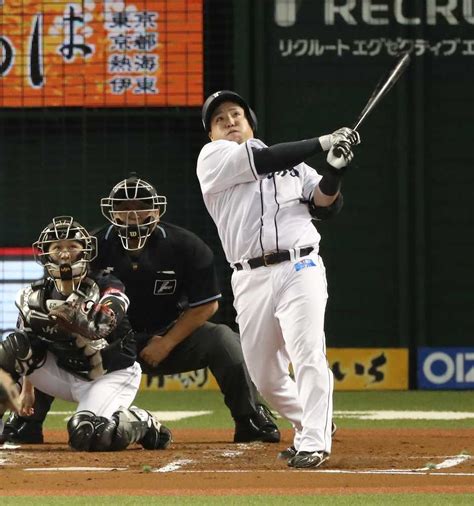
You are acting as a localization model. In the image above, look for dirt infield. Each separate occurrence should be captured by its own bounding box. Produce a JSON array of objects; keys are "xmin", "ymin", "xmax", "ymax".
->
[{"xmin": 1, "ymin": 428, "xmax": 473, "ymax": 496}]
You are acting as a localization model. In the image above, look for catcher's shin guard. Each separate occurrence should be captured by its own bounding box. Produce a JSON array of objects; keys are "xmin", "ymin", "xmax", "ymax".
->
[
  {"xmin": 111, "ymin": 406, "xmax": 172, "ymax": 451},
  {"xmin": 67, "ymin": 411, "xmax": 116, "ymax": 451},
  {"xmin": 0, "ymin": 369, "xmax": 21, "ymax": 414}
]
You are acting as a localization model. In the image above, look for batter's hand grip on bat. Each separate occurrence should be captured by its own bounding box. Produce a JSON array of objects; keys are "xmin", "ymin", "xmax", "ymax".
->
[
  {"xmin": 332, "ymin": 144, "xmax": 344, "ymax": 159},
  {"xmin": 332, "ymin": 139, "xmax": 353, "ymax": 159}
]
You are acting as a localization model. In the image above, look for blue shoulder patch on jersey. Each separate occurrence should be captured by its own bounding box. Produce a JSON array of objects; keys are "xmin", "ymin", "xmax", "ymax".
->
[{"xmin": 294, "ymin": 258, "xmax": 316, "ymax": 271}]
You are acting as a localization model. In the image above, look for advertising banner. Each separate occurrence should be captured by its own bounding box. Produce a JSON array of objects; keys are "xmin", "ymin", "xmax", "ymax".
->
[
  {"xmin": 327, "ymin": 348, "xmax": 408, "ymax": 390},
  {"xmin": 140, "ymin": 348, "xmax": 409, "ymax": 391},
  {"xmin": 418, "ymin": 347, "xmax": 474, "ymax": 389},
  {"xmin": 0, "ymin": 0, "xmax": 203, "ymax": 107}
]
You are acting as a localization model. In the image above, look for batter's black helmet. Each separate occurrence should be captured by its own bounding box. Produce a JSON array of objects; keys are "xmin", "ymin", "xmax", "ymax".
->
[{"xmin": 202, "ymin": 90, "xmax": 257, "ymax": 133}]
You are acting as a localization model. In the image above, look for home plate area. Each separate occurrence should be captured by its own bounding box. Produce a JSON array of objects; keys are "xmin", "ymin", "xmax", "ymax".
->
[{"xmin": 0, "ymin": 427, "xmax": 473, "ymax": 496}]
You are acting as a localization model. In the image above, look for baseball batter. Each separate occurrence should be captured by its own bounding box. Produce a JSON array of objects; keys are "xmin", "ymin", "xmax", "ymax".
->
[
  {"xmin": 196, "ymin": 91, "xmax": 360, "ymax": 468},
  {"xmin": 0, "ymin": 216, "xmax": 171, "ymax": 451}
]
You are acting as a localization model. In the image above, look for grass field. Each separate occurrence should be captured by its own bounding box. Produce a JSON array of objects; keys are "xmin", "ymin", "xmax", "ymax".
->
[
  {"xmin": 43, "ymin": 390, "xmax": 474, "ymax": 430},
  {"xmin": 2, "ymin": 495, "xmax": 474, "ymax": 506}
]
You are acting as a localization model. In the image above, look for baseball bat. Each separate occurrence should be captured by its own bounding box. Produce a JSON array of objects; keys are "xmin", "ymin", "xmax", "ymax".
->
[{"xmin": 333, "ymin": 52, "xmax": 411, "ymax": 157}]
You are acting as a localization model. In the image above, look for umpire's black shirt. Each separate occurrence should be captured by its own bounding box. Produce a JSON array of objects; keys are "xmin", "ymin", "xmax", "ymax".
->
[{"xmin": 91, "ymin": 223, "xmax": 222, "ymax": 334}]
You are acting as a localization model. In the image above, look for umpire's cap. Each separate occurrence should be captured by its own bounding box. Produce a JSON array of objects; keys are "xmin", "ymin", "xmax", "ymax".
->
[{"xmin": 202, "ymin": 90, "xmax": 257, "ymax": 133}]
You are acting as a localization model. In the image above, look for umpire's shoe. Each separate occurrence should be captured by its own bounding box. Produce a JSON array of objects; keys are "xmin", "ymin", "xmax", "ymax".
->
[
  {"xmin": 233, "ymin": 404, "xmax": 280, "ymax": 443},
  {"xmin": 288, "ymin": 450, "xmax": 330, "ymax": 469},
  {"xmin": 0, "ymin": 412, "xmax": 44, "ymax": 444}
]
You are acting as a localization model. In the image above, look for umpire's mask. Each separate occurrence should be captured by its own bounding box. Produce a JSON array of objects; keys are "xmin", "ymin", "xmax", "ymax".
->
[
  {"xmin": 33, "ymin": 216, "xmax": 97, "ymax": 295},
  {"xmin": 101, "ymin": 175, "xmax": 167, "ymax": 251}
]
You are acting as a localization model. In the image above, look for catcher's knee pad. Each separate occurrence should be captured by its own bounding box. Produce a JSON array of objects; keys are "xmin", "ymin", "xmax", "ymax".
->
[
  {"xmin": 67, "ymin": 410, "xmax": 116, "ymax": 452},
  {"xmin": 111, "ymin": 406, "xmax": 172, "ymax": 451},
  {"xmin": 0, "ymin": 331, "xmax": 35, "ymax": 378}
]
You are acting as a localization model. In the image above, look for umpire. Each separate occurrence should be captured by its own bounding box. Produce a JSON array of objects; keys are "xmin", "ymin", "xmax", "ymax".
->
[{"xmin": 1, "ymin": 175, "xmax": 280, "ymax": 444}]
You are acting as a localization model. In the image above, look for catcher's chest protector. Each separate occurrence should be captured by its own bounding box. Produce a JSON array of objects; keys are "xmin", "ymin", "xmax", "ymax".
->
[{"xmin": 19, "ymin": 278, "xmax": 106, "ymax": 380}]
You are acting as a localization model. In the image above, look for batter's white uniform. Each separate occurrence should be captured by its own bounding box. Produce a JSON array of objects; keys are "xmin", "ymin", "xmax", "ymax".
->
[{"xmin": 197, "ymin": 138, "xmax": 334, "ymax": 454}]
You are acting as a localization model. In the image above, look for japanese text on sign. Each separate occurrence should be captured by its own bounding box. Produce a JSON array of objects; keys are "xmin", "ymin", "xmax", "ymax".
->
[
  {"xmin": 0, "ymin": 0, "xmax": 203, "ymax": 107},
  {"xmin": 279, "ymin": 38, "xmax": 474, "ymax": 57}
]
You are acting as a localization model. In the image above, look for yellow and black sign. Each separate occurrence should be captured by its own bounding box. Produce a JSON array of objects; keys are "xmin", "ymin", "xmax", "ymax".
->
[
  {"xmin": 327, "ymin": 348, "xmax": 408, "ymax": 390},
  {"xmin": 139, "ymin": 348, "xmax": 408, "ymax": 392}
]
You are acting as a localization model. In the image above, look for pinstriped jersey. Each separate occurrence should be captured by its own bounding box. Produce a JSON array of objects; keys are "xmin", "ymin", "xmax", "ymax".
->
[{"xmin": 197, "ymin": 138, "xmax": 322, "ymax": 264}]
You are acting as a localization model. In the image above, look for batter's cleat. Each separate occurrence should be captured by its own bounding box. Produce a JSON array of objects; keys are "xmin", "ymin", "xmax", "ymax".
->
[
  {"xmin": 0, "ymin": 412, "xmax": 44, "ymax": 444},
  {"xmin": 233, "ymin": 404, "xmax": 281, "ymax": 443},
  {"xmin": 278, "ymin": 423, "xmax": 337, "ymax": 460},
  {"xmin": 278, "ymin": 445, "xmax": 297, "ymax": 460},
  {"xmin": 288, "ymin": 450, "xmax": 330, "ymax": 469}
]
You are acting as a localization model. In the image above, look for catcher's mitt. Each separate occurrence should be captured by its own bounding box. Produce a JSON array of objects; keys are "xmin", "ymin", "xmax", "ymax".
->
[
  {"xmin": 0, "ymin": 368, "xmax": 21, "ymax": 413},
  {"xmin": 49, "ymin": 294, "xmax": 117, "ymax": 340}
]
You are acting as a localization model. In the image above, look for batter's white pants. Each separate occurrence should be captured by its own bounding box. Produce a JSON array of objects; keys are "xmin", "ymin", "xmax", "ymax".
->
[
  {"xmin": 232, "ymin": 252, "xmax": 334, "ymax": 453},
  {"xmin": 27, "ymin": 352, "xmax": 142, "ymax": 419}
]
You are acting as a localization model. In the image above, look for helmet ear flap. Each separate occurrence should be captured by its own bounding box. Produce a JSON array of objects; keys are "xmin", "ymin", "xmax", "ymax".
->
[{"xmin": 248, "ymin": 107, "xmax": 258, "ymax": 133}]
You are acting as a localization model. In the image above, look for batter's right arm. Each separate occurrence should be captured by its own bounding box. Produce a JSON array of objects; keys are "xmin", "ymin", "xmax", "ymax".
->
[
  {"xmin": 313, "ymin": 142, "xmax": 356, "ymax": 207},
  {"xmin": 251, "ymin": 128, "xmax": 359, "ymax": 175}
]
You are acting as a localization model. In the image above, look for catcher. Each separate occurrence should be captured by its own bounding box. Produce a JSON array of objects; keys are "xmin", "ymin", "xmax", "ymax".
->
[{"xmin": 0, "ymin": 216, "xmax": 171, "ymax": 451}]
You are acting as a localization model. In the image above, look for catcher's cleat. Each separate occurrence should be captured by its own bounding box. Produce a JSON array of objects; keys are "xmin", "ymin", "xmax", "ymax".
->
[
  {"xmin": 233, "ymin": 404, "xmax": 280, "ymax": 443},
  {"xmin": 0, "ymin": 369, "xmax": 21, "ymax": 414},
  {"xmin": 288, "ymin": 450, "xmax": 330, "ymax": 469},
  {"xmin": 0, "ymin": 412, "xmax": 44, "ymax": 444},
  {"xmin": 126, "ymin": 407, "xmax": 172, "ymax": 450},
  {"xmin": 141, "ymin": 418, "xmax": 172, "ymax": 450}
]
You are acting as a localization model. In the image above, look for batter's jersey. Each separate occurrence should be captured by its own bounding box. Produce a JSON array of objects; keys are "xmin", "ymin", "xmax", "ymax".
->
[
  {"xmin": 15, "ymin": 273, "xmax": 136, "ymax": 380},
  {"xmin": 196, "ymin": 139, "xmax": 323, "ymax": 264},
  {"xmin": 91, "ymin": 223, "xmax": 222, "ymax": 333}
]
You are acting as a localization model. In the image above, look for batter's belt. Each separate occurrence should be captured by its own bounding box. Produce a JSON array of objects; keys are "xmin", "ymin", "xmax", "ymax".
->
[{"xmin": 233, "ymin": 246, "xmax": 314, "ymax": 271}]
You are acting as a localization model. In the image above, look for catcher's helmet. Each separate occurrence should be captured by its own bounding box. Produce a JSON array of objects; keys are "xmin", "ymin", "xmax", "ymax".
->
[
  {"xmin": 33, "ymin": 216, "xmax": 97, "ymax": 294},
  {"xmin": 101, "ymin": 174, "xmax": 167, "ymax": 251},
  {"xmin": 202, "ymin": 90, "xmax": 257, "ymax": 133}
]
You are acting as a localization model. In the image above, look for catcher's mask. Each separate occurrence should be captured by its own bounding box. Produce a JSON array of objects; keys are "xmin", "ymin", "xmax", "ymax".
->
[
  {"xmin": 101, "ymin": 174, "xmax": 167, "ymax": 251},
  {"xmin": 33, "ymin": 216, "xmax": 97, "ymax": 295}
]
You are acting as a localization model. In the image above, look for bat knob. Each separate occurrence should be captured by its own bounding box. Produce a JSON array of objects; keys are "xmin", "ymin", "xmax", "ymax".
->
[
  {"xmin": 332, "ymin": 141, "xmax": 350, "ymax": 158},
  {"xmin": 332, "ymin": 145, "xmax": 343, "ymax": 158}
]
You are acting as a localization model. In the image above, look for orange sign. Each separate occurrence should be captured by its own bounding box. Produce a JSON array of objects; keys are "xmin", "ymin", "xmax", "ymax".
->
[{"xmin": 0, "ymin": 0, "xmax": 203, "ymax": 107}]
